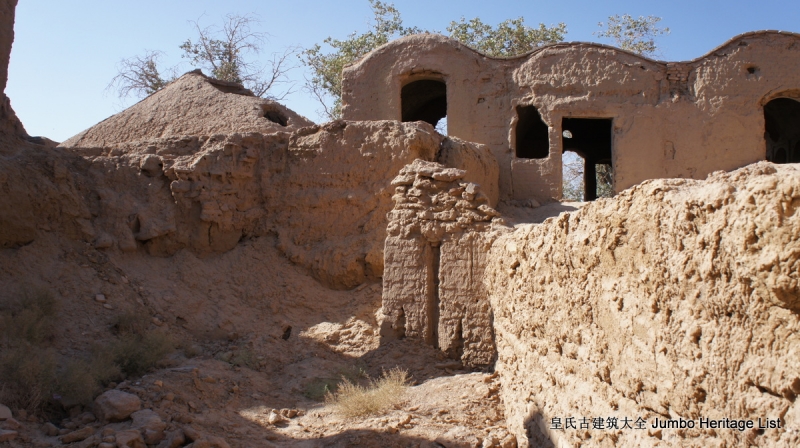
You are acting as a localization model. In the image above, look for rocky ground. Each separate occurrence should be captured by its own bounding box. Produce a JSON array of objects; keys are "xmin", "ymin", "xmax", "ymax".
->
[{"xmin": 0, "ymin": 233, "xmax": 515, "ymax": 448}]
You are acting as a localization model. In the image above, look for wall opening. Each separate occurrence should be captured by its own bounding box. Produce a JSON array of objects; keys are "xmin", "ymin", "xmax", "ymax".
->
[
  {"xmin": 515, "ymin": 106, "xmax": 549, "ymax": 159},
  {"xmin": 426, "ymin": 243, "xmax": 441, "ymax": 348},
  {"xmin": 765, "ymin": 98, "xmax": 800, "ymax": 164},
  {"xmin": 562, "ymin": 118, "xmax": 613, "ymax": 201},
  {"xmin": 402, "ymin": 79, "xmax": 447, "ymax": 130},
  {"xmin": 263, "ymin": 108, "xmax": 288, "ymax": 126}
]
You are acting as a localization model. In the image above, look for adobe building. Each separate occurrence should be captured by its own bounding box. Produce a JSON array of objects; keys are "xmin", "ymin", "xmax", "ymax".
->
[{"xmin": 341, "ymin": 31, "xmax": 800, "ymax": 202}]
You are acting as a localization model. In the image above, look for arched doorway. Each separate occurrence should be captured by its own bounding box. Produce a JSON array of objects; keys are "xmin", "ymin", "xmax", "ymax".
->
[
  {"xmin": 515, "ymin": 105, "xmax": 549, "ymax": 159},
  {"xmin": 764, "ymin": 97, "xmax": 800, "ymax": 164},
  {"xmin": 401, "ymin": 79, "xmax": 447, "ymax": 132}
]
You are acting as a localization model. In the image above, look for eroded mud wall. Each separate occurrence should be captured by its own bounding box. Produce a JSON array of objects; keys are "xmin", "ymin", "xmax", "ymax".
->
[
  {"xmin": 343, "ymin": 33, "xmax": 800, "ymax": 203},
  {"xmin": 3, "ymin": 120, "xmax": 445, "ymax": 289},
  {"xmin": 0, "ymin": 0, "xmax": 25, "ymax": 140},
  {"xmin": 381, "ymin": 160, "xmax": 505, "ymax": 367},
  {"xmin": 486, "ymin": 162, "xmax": 800, "ymax": 447}
]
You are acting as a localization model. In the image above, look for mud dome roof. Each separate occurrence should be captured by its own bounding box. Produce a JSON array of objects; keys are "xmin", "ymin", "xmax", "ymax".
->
[{"xmin": 60, "ymin": 70, "xmax": 314, "ymax": 148}]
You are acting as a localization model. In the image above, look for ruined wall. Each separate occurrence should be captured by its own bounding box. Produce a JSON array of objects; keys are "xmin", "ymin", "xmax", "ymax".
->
[
  {"xmin": 439, "ymin": 137, "xmax": 500, "ymax": 206},
  {"xmin": 342, "ymin": 34, "xmax": 521, "ymax": 201},
  {"xmin": 381, "ymin": 160, "xmax": 505, "ymax": 367},
  {"xmin": 271, "ymin": 121, "xmax": 442, "ymax": 288},
  {"xmin": 47, "ymin": 120, "xmax": 445, "ymax": 289},
  {"xmin": 0, "ymin": 0, "xmax": 15, "ymax": 94},
  {"xmin": 342, "ymin": 32, "xmax": 800, "ymax": 203},
  {"xmin": 485, "ymin": 162, "xmax": 800, "ymax": 447},
  {"xmin": 0, "ymin": 0, "xmax": 26, "ymax": 141}
]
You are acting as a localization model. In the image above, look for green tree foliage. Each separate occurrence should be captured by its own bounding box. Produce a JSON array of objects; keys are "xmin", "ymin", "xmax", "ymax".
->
[
  {"xmin": 301, "ymin": 0, "xmax": 421, "ymax": 119},
  {"xmin": 595, "ymin": 14, "xmax": 670, "ymax": 58},
  {"xmin": 110, "ymin": 14, "xmax": 295, "ymax": 100},
  {"xmin": 302, "ymin": 3, "xmax": 567, "ymax": 119},
  {"xmin": 596, "ymin": 164, "xmax": 614, "ymax": 198},
  {"xmin": 562, "ymin": 15, "xmax": 669, "ymax": 201},
  {"xmin": 446, "ymin": 17, "xmax": 567, "ymax": 57}
]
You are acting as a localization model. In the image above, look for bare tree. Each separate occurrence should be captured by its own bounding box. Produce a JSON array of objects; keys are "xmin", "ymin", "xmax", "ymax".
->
[
  {"xmin": 107, "ymin": 51, "xmax": 176, "ymax": 99},
  {"xmin": 109, "ymin": 14, "xmax": 296, "ymax": 100},
  {"xmin": 180, "ymin": 13, "xmax": 296, "ymax": 99}
]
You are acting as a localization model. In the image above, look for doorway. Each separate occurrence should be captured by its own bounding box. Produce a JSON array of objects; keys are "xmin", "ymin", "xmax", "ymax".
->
[
  {"xmin": 764, "ymin": 98, "xmax": 800, "ymax": 164},
  {"xmin": 401, "ymin": 79, "xmax": 447, "ymax": 132},
  {"xmin": 561, "ymin": 118, "xmax": 613, "ymax": 201}
]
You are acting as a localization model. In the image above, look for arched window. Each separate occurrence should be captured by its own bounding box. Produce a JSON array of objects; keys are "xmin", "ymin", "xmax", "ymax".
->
[
  {"xmin": 515, "ymin": 106, "xmax": 549, "ymax": 159},
  {"xmin": 765, "ymin": 98, "xmax": 800, "ymax": 164},
  {"xmin": 401, "ymin": 79, "xmax": 447, "ymax": 130}
]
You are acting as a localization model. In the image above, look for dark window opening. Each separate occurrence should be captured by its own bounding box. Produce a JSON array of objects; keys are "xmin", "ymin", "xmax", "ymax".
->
[
  {"xmin": 281, "ymin": 325, "xmax": 292, "ymax": 340},
  {"xmin": 263, "ymin": 109, "xmax": 288, "ymax": 126},
  {"xmin": 765, "ymin": 98, "xmax": 800, "ymax": 164},
  {"xmin": 515, "ymin": 106, "xmax": 549, "ymax": 159},
  {"xmin": 401, "ymin": 79, "xmax": 447, "ymax": 129},
  {"xmin": 562, "ymin": 118, "xmax": 613, "ymax": 201}
]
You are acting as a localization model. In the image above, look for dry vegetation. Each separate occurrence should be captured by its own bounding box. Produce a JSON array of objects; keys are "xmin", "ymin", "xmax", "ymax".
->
[
  {"xmin": 325, "ymin": 368, "xmax": 410, "ymax": 418},
  {"xmin": 0, "ymin": 290, "xmax": 173, "ymax": 415}
]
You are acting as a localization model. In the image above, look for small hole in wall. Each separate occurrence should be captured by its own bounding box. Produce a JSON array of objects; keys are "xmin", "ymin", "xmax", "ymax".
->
[
  {"xmin": 281, "ymin": 326, "xmax": 292, "ymax": 340},
  {"xmin": 264, "ymin": 109, "xmax": 288, "ymax": 126},
  {"xmin": 747, "ymin": 67, "xmax": 756, "ymax": 74}
]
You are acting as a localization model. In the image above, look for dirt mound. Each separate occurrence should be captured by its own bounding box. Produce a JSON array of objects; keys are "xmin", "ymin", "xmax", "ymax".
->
[
  {"xmin": 487, "ymin": 162, "xmax": 800, "ymax": 447},
  {"xmin": 59, "ymin": 71, "xmax": 313, "ymax": 149}
]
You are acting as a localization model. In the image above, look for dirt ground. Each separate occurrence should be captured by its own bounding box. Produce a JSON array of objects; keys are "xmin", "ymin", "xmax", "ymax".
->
[{"xmin": 0, "ymin": 233, "xmax": 512, "ymax": 447}]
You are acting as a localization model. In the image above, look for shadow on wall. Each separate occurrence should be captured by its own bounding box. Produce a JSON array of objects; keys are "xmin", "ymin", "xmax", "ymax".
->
[{"xmin": 523, "ymin": 412, "xmax": 557, "ymax": 448}]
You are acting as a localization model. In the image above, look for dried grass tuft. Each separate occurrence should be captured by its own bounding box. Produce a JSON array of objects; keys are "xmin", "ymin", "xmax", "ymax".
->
[{"xmin": 325, "ymin": 368, "xmax": 409, "ymax": 417}]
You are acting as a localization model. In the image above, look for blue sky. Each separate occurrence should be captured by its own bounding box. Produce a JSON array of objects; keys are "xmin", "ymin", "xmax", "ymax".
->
[{"xmin": 6, "ymin": 0, "xmax": 799, "ymax": 141}]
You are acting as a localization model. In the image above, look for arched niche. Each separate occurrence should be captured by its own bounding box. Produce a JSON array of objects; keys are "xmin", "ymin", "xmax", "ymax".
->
[
  {"xmin": 765, "ymin": 97, "xmax": 800, "ymax": 164},
  {"xmin": 401, "ymin": 78, "xmax": 447, "ymax": 129}
]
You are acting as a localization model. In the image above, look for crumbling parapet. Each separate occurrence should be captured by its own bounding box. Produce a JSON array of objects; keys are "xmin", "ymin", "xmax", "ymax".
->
[{"xmin": 381, "ymin": 159, "xmax": 507, "ymax": 367}]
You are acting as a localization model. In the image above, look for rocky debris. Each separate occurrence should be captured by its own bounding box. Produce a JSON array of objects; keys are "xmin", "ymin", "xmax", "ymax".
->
[
  {"xmin": 382, "ymin": 160, "xmax": 507, "ymax": 367},
  {"xmin": 0, "ymin": 429, "xmax": 17, "ymax": 442},
  {"xmin": 42, "ymin": 422, "xmax": 59, "ymax": 436},
  {"xmin": 482, "ymin": 428, "xmax": 517, "ymax": 448},
  {"xmin": 94, "ymin": 390, "xmax": 142, "ymax": 422},
  {"xmin": 115, "ymin": 428, "xmax": 146, "ymax": 448},
  {"xmin": 131, "ymin": 409, "xmax": 167, "ymax": 444},
  {"xmin": 59, "ymin": 426, "xmax": 95, "ymax": 443},
  {"xmin": 156, "ymin": 429, "xmax": 185, "ymax": 448},
  {"xmin": 487, "ymin": 162, "xmax": 800, "ymax": 447},
  {"xmin": 267, "ymin": 409, "xmax": 285, "ymax": 425},
  {"xmin": 0, "ymin": 404, "xmax": 10, "ymax": 420},
  {"xmin": 436, "ymin": 425, "xmax": 482, "ymax": 447},
  {"xmin": 2, "ymin": 417, "xmax": 20, "ymax": 429},
  {"xmin": 180, "ymin": 429, "xmax": 230, "ymax": 448}
]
